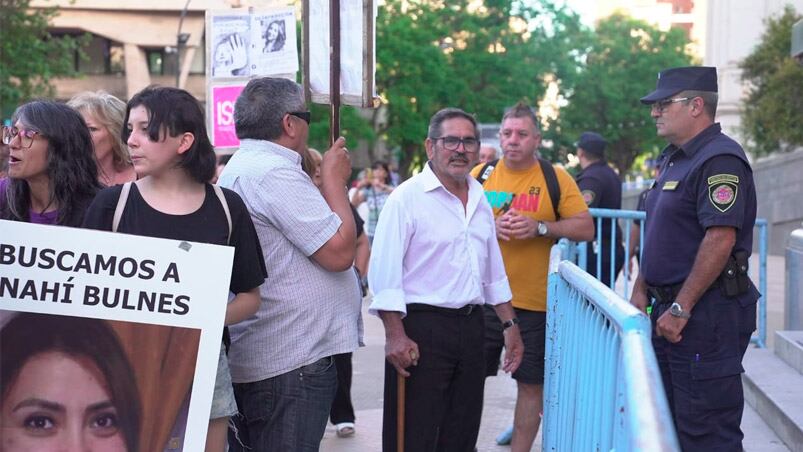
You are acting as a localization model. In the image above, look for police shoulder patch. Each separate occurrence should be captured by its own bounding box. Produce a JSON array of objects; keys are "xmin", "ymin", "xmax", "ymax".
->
[
  {"xmin": 709, "ymin": 182, "xmax": 737, "ymax": 212},
  {"xmin": 581, "ymin": 190, "xmax": 595, "ymax": 206}
]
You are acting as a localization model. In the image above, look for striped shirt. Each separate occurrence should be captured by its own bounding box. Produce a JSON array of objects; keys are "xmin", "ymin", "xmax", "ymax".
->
[{"xmin": 218, "ymin": 139, "xmax": 361, "ymax": 383}]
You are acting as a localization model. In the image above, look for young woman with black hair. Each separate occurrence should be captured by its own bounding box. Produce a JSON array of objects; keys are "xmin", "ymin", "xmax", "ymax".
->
[{"xmin": 81, "ymin": 86, "xmax": 267, "ymax": 452}]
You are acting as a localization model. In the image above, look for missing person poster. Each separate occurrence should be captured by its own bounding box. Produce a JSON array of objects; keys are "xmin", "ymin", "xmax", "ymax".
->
[
  {"xmin": 249, "ymin": 8, "xmax": 299, "ymax": 76},
  {"xmin": 0, "ymin": 220, "xmax": 234, "ymax": 451},
  {"xmin": 209, "ymin": 7, "xmax": 298, "ymax": 79}
]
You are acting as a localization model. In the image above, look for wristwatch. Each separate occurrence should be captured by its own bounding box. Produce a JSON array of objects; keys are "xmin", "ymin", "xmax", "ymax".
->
[
  {"xmin": 669, "ymin": 302, "xmax": 691, "ymax": 319},
  {"xmin": 502, "ymin": 318, "xmax": 520, "ymax": 330},
  {"xmin": 537, "ymin": 221, "xmax": 549, "ymax": 237}
]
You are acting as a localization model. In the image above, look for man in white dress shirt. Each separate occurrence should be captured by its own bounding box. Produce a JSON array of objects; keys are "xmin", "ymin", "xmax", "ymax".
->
[{"xmin": 368, "ymin": 108, "xmax": 524, "ymax": 451}]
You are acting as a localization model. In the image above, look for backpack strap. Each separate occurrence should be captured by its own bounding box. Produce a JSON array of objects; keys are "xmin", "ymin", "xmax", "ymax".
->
[
  {"xmin": 212, "ymin": 184, "xmax": 232, "ymax": 245},
  {"xmin": 475, "ymin": 159, "xmax": 499, "ymax": 185},
  {"xmin": 476, "ymin": 157, "xmax": 561, "ymax": 220},
  {"xmin": 538, "ymin": 158, "xmax": 561, "ymax": 221},
  {"xmin": 112, "ymin": 182, "xmax": 132, "ymax": 233}
]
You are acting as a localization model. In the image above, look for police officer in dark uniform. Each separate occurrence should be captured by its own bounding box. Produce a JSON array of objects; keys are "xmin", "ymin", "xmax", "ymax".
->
[
  {"xmin": 574, "ymin": 131, "xmax": 624, "ymax": 287},
  {"xmin": 631, "ymin": 66, "xmax": 759, "ymax": 451}
]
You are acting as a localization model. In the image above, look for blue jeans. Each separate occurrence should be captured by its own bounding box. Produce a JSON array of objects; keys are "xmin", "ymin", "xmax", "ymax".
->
[{"xmin": 228, "ymin": 356, "xmax": 337, "ymax": 452}]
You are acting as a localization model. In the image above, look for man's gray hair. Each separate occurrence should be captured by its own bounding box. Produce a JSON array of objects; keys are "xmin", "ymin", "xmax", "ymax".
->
[
  {"xmin": 427, "ymin": 108, "xmax": 480, "ymax": 140},
  {"xmin": 235, "ymin": 77, "xmax": 305, "ymax": 141},
  {"xmin": 681, "ymin": 90, "xmax": 718, "ymax": 119}
]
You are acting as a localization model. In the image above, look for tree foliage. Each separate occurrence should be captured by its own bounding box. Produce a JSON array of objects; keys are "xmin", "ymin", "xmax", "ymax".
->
[
  {"xmin": 373, "ymin": 0, "xmax": 587, "ymax": 176},
  {"xmin": 740, "ymin": 6, "xmax": 803, "ymax": 156},
  {"xmin": 549, "ymin": 13, "xmax": 694, "ymax": 175},
  {"xmin": 0, "ymin": 0, "xmax": 86, "ymax": 117}
]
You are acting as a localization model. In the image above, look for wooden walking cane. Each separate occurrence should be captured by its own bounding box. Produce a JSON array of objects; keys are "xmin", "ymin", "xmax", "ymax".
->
[{"xmin": 397, "ymin": 371, "xmax": 405, "ymax": 452}]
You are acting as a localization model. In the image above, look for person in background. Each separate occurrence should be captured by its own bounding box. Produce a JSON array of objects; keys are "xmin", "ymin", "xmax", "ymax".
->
[
  {"xmin": 479, "ymin": 144, "xmax": 499, "ymax": 164},
  {"xmin": 80, "ymin": 86, "xmax": 266, "ymax": 452},
  {"xmin": 473, "ymin": 102, "xmax": 594, "ymax": 452},
  {"xmin": 0, "ymin": 141, "xmax": 8, "ymax": 178},
  {"xmin": 305, "ymin": 148, "xmax": 368, "ymax": 439},
  {"xmin": 218, "ymin": 77, "xmax": 359, "ymax": 451},
  {"xmin": 628, "ymin": 156, "xmax": 663, "ymax": 276},
  {"xmin": 68, "ymin": 91, "xmax": 137, "ymax": 186},
  {"xmin": 388, "ymin": 160, "xmax": 401, "ymax": 187},
  {"xmin": 350, "ymin": 160, "xmax": 394, "ymax": 244},
  {"xmin": 1, "ymin": 100, "xmax": 101, "ymax": 226},
  {"xmin": 574, "ymin": 131, "xmax": 625, "ymax": 288},
  {"xmin": 213, "ymin": 153, "xmax": 233, "ymax": 184}
]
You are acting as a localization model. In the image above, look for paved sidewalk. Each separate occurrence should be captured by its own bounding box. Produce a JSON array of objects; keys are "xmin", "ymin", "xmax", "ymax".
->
[
  {"xmin": 321, "ymin": 254, "xmax": 788, "ymax": 451},
  {"xmin": 320, "ymin": 301, "xmax": 540, "ymax": 451}
]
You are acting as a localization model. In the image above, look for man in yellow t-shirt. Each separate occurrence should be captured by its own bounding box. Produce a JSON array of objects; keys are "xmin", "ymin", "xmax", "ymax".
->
[{"xmin": 472, "ymin": 102, "xmax": 593, "ymax": 452}]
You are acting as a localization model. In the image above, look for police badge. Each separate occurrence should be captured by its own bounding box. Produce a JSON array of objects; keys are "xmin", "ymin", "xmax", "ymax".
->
[{"xmin": 708, "ymin": 174, "xmax": 739, "ymax": 212}]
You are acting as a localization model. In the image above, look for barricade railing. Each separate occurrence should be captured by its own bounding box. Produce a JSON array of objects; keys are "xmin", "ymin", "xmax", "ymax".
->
[
  {"xmin": 543, "ymin": 245, "xmax": 679, "ymax": 451},
  {"xmin": 572, "ymin": 208, "xmax": 769, "ymax": 348}
]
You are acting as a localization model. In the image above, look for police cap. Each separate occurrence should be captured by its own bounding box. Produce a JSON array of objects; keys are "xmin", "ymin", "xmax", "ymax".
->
[
  {"xmin": 640, "ymin": 66, "xmax": 718, "ymax": 104},
  {"xmin": 576, "ymin": 131, "xmax": 607, "ymax": 157}
]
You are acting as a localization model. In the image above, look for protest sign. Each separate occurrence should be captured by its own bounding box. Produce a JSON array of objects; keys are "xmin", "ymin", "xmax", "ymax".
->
[
  {"xmin": 211, "ymin": 84, "xmax": 245, "ymax": 148},
  {"xmin": 0, "ymin": 221, "xmax": 233, "ymax": 451}
]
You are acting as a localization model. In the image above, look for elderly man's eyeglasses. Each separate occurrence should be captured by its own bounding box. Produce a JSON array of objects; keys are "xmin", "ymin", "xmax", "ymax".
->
[
  {"xmin": 651, "ymin": 97, "xmax": 690, "ymax": 113},
  {"xmin": 433, "ymin": 136, "xmax": 480, "ymax": 153},
  {"xmin": 288, "ymin": 111, "xmax": 311, "ymax": 125},
  {"xmin": 2, "ymin": 126, "xmax": 40, "ymax": 149}
]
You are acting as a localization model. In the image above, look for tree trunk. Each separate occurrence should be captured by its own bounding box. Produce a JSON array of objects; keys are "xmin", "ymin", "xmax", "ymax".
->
[{"xmin": 398, "ymin": 142, "xmax": 419, "ymax": 179}]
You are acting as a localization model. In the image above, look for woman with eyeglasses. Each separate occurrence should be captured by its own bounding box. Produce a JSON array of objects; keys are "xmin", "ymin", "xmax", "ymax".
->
[
  {"xmin": 0, "ymin": 100, "xmax": 101, "ymax": 226},
  {"xmin": 68, "ymin": 91, "xmax": 137, "ymax": 187}
]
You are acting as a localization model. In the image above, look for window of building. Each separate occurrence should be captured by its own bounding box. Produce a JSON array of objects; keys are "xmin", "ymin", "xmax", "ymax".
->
[
  {"xmin": 50, "ymin": 33, "xmax": 125, "ymax": 75},
  {"xmin": 108, "ymin": 43, "xmax": 125, "ymax": 74},
  {"xmin": 146, "ymin": 48, "xmax": 179, "ymax": 76},
  {"xmin": 147, "ymin": 49, "xmax": 164, "ymax": 75}
]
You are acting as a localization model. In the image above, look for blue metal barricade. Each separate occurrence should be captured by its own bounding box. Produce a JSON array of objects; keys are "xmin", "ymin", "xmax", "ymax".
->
[
  {"xmin": 543, "ymin": 246, "xmax": 679, "ymax": 451},
  {"xmin": 572, "ymin": 208, "xmax": 769, "ymax": 348}
]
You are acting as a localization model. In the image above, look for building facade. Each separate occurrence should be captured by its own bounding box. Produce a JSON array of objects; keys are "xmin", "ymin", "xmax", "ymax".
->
[
  {"xmin": 31, "ymin": 0, "xmax": 243, "ymax": 102},
  {"xmin": 704, "ymin": 0, "xmax": 803, "ymax": 143}
]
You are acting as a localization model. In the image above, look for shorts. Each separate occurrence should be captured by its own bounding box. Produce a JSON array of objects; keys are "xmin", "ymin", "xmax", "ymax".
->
[
  {"xmin": 484, "ymin": 306, "xmax": 546, "ymax": 385},
  {"xmin": 210, "ymin": 342, "xmax": 238, "ymax": 420}
]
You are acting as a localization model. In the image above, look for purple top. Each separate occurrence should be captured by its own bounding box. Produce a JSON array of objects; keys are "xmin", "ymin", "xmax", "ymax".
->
[{"xmin": 0, "ymin": 178, "xmax": 60, "ymax": 225}]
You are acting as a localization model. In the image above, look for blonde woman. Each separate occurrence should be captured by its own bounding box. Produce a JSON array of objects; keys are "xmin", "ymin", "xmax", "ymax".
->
[{"xmin": 68, "ymin": 91, "xmax": 137, "ymax": 186}]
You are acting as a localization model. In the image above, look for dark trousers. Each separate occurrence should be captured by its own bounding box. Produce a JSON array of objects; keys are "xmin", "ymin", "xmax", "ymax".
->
[
  {"xmin": 651, "ymin": 290, "xmax": 756, "ymax": 452},
  {"xmin": 586, "ymin": 244, "xmax": 625, "ymax": 288},
  {"xmin": 330, "ymin": 352, "xmax": 355, "ymax": 424},
  {"xmin": 382, "ymin": 307, "xmax": 486, "ymax": 452},
  {"xmin": 228, "ymin": 356, "xmax": 337, "ymax": 452}
]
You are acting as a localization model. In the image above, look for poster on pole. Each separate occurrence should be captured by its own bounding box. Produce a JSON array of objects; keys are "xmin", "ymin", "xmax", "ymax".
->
[
  {"xmin": 208, "ymin": 8, "xmax": 299, "ymax": 79},
  {"xmin": 211, "ymin": 84, "xmax": 246, "ymax": 148},
  {"xmin": 210, "ymin": 13, "xmax": 252, "ymax": 78},
  {"xmin": 206, "ymin": 7, "xmax": 299, "ymax": 151},
  {"xmin": 0, "ymin": 220, "xmax": 233, "ymax": 451},
  {"xmin": 249, "ymin": 8, "xmax": 299, "ymax": 76},
  {"xmin": 304, "ymin": 0, "xmax": 378, "ymax": 108}
]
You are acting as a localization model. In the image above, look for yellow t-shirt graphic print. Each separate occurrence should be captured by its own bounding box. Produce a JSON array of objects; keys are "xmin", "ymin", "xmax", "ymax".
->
[{"xmin": 471, "ymin": 159, "xmax": 587, "ymax": 312}]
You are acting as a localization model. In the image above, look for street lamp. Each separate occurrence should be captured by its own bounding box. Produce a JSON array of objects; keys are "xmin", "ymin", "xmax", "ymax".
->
[{"xmin": 176, "ymin": 0, "xmax": 192, "ymax": 87}]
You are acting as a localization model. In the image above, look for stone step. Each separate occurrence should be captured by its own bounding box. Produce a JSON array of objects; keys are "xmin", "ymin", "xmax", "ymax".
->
[
  {"xmin": 743, "ymin": 347, "xmax": 803, "ymax": 452},
  {"xmin": 743, "ymin": 401, "xmax": 791, "ymax": 451},
  {"xmin": 775, "ymin": 331, "xmax": 803, "ymax": 375}
]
